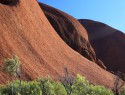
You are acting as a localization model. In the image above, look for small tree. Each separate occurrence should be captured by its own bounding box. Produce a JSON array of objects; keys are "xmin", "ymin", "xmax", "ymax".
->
[
  {"xmin": 2, "ymin": 55, "xmax": 22, "ymax": 95},
  {"xmin": 3, "ymin": 55, "xmax": 21, "ymax": 77}
]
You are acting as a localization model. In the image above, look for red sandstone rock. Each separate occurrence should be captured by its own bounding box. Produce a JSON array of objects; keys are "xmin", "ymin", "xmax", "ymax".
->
[
  {"xmin": 79, "ymin": 19, "xmax": 125, "ymax": 74},
  {"xmin": 0, "ymin": 0, "xmax": 116, "ymax": 88},
  {"xmin": 39, "ymin": 3, "xmax": 108, "ymax": 70},
  {"xmin": 39, "ymin": 3, "xmax": 96, "ymax": 62},
  {"xmin": 96, "ymin": 59, "xmax": 106, "ymax": 70}
]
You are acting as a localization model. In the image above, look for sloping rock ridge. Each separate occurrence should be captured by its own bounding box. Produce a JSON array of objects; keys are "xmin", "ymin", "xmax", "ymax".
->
[
  {"xmin": 39, "ymin": 3, "xmax": 96, "ymax": 62},
  {"xmin": 0, "ymin": 0, "xmax": 116, "ymax": 88},
  {"xmin": 79, "ymin": 19, "xmax": 125, "ymax": 74}
]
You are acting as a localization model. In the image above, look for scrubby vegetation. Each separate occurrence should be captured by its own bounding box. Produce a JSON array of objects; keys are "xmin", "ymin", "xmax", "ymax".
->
[
  {"xmin": 0, "ymin": 74, "xmax": 114, "ymax": 95},
  {"xmin": 2, "ymin": 55, "xmax": 21, "ymax": 77},
  {"xmin": 1, "ymin": 55, "xmax": 125, "ymax": 95}
]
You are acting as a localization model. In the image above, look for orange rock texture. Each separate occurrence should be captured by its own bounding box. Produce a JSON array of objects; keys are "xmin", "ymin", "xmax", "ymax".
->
[
  {"xmin": 0, "ymin": 0, "xmax": 115, "ymax": 88},
  {"xmin": 39, "ymin": 3, "xmax": 96, "ymax": 62},
  {"xmin": 39, "ymin": 3, "xmax": 107, "ymax": 69}
]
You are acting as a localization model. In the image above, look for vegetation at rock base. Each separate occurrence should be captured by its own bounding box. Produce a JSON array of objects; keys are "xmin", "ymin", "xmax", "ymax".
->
[
  {"xmin": 0, "ymin": 74, "xmax": 114, "ymax": 95},
  {"xmin": 0, "ymin": 55, "xmax": 125, "ymax": 95}
]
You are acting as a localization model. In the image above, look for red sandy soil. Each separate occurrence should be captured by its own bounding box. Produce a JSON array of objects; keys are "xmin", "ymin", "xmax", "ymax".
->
[
  {"xmin": 79, "ymin": 19, "xmax": 125, "ymax": 74},
  {"xmin": 0, "ymin": 0, "xmax": 116, "ymax": 88}
]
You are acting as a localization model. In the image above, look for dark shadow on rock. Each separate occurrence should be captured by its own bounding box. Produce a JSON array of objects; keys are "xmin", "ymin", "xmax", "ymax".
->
[{"xmin": 0, "ymin": 0, "xmax": 19, "ymax": 6}]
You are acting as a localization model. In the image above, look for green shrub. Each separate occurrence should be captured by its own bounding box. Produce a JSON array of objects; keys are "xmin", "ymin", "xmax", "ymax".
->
[
  {"xmin": 2, "ymin": 81, "xmax": 17, "ymax": 95},
  {"xmin": 0, "ymin": 74, "xmax": 115, "ymax": 95},
  {"xmin": 38, "ymin": 76, "xmax": 66, "ymax": 95},
  {"xmin": 71, "ymin": 74, "xmax": 114, "ymax": 95},
  {"xmin": 53, "ymin": 82, "xmax": 67, "ymax": 95},
  {"xmin": 2, "ymin": 55, "xmax": 21, "ymax": 77},
  {"xmin": 89, "ymin": 85, "xmax": 114, "ymax": 95},
  {"xmin": 1, "ymin": 80, "xmax": 42, "ymax": 95},
  {"xmin": 38, "ymin": 77, "xmax": 55, "ymax": 95},
  {"xmin": 71, "ymin": 74, "xmax": 90, "ymax": 95},
  {"xmin": 20, "ymin": 81, "xmax": 42, "ymax": 95}
]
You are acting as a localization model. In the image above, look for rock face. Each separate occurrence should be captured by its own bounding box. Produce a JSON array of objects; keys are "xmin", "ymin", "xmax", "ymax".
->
[
  {"xmin": 79, "ymin": 19, "xmax": 125, "ymax": 74},
  {"xmin": 0, "ymin": 0, "xmax": 116, "ymax": 88},
  {"xmin": 39, "ymin": 3, "xmax": 107, "ymax": 70},
  {"xmin": 39, "ymin": 3, "xmax": 96, "ymax": 62}
]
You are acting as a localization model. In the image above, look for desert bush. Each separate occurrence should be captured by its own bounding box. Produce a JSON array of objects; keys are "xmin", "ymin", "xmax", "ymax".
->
[
  {"xmin": 1, "ymin": 80, "xmax": 42, "ymax": 95},
  {"xmin": 89, "ymin": 85, "xmax": 114, "ymax": 95},
  {"xmin": 2, "ymin": 55, "xmax": 22, "ymax": 95},
  {"xmin": 0, "ymin": 75, "xmax": 115, "ymax": 95},
  {"xmin": 38, "ymin": 76, "xmax": 66, "ymax": 95},
  {"xmin": 71, "ymin": 74, "xmax": 114, "ymax": 95},
  {"xmin": 38, "ymin": 77, "xmax": 55, "ymax": 95},
  {"xmin": 2, "ymin": 55, "xmax": 21, "ymax": 77},
  {"xmin": 53, "ymin": 82, "xmax": 67, "ymax": 95},
  {"xmin": 20, "ymin": 81, "xmax": 42, "ymax": 95},
  {"xmin": 2, "ymin": 81, "xmax": 17, "ymax": 95},
  {"xmin": 71, "ymin": 74, "xmax": 90, "ymax": 95}
]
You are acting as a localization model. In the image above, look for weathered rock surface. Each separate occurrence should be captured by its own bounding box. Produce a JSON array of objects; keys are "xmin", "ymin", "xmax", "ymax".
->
[
  {"xmin": 79, "ymin": 19, "xmax": 125, "ymax": 74},
  {"xmin": 39, "ymin": 3, "xmax": 96, "ymax": 62},
  {"xmin": 0, "ymin": 0, "xmax": 116, "ymax": 88},
  {"xmin": 39, "ymin": 3, "xmax": 108, "ymax": 69}
]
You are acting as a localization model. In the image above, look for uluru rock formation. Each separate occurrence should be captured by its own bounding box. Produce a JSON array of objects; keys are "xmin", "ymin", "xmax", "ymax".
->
[
  {"xmin": 0, "ymin": 0, "xmax": 116, "ymax": 88},
  {"xmin": 39, "ymin": 3, "xmax": 107, "ymax": 70},
  {"xmin": 39, "ymin": 3, "xmax": 96, "ymax": 62},
  {"xmin": 79, "ymin": 19, "xmax": 125, "ymax": 74}
]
